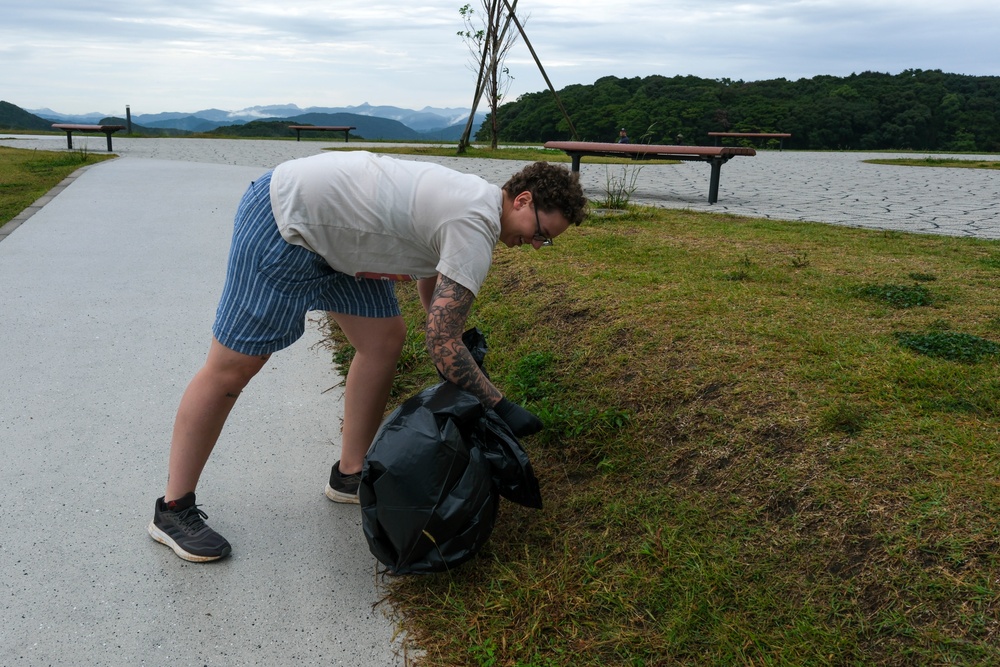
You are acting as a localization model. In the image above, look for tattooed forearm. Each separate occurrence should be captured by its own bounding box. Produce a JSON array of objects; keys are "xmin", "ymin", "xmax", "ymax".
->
[{"xmin": 425, "ymin": 275, "xmax": 502, "ymax": 406}]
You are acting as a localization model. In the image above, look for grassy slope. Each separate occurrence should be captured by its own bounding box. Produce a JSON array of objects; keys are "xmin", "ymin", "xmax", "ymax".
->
[
  {"xmin": 353, "ymin": 206, "xmax": 1000, "ymax": 666},
  {"xmin": 5, "ymin": 141, "xmax": 998, "ymax": 666}
]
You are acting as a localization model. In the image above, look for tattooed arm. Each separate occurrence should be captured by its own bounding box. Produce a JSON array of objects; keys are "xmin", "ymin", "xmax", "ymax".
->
[{"xmin": 425, "ymin": 274, "xmax": 502, "ymax": 407}]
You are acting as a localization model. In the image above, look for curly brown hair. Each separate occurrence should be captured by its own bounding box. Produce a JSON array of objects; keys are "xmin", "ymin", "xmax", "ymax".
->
[{"xmin": 502, "ymin": 162, "xmax": 588, "ymax": 226}]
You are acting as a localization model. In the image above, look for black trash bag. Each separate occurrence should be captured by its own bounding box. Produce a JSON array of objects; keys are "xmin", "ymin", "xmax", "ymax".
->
[
  {"xmin": 359, "ymin": 328, "xmax": 542, "ymax": 574},
  {"xmin": 479, "ymin": 414, "xmax": 543, "ymax": 509}
]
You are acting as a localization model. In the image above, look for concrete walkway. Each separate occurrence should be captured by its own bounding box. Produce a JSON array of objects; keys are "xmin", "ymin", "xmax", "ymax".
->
[
  {"xmin": 621, "ymin": 149, "xmax": 1000, "ymax": 239},
  {"xmin": 0, "ymin": 149, "xmax": 408, "ymax": 665},
  {"xmin": 0, "ymin": 133, "xmax": 997, "ymax": 666}
]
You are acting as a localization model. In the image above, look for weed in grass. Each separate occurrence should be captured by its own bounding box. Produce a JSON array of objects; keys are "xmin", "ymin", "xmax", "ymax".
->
[
  {"xmin": 469, "ymin": 637, "xmax": 499, "ymax": 666},
  {"xmin": 894, "ymin": 331, "xmax": 1000, "ymax": 363},
  {"xmin": 330, "ymin": 339, "xmax": 354, "ymax": 369},
  {"xmin": 532, "ymin": 399, "xmax": 631, "ymax": 452},
  {"xmin": 506, "ymin": 351, "xmax": 558, "ymax": 402},
  {"xmin": 636, "ymin": 121, "xmax": 659, "ymax": 145},
  {"xmin": 908, "ymin": 271, "xmax": 937, "ymax": 282},
  {"xmin": 790, "ymin": 253, "xmax": 810, "ymax": 268},
  {"xmin": 819, "ymin": 401, "xmax": 870, "ymax": 435},
  {"xmin": 856, "ymin": 282, "xmax": 934, "ymax": 308},
  {"xmin": 721, "ymin": 253, "xmax": 755, "ymax": 281},
  {"xmin": 600, "ymin": 165, "xmax": 642, "ymax": 209}
]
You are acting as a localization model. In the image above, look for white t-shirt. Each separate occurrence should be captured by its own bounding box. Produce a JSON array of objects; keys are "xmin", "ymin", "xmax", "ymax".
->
[{"xmin": 270, "ymin": 151, "xmax": 503, "ymax": 295}]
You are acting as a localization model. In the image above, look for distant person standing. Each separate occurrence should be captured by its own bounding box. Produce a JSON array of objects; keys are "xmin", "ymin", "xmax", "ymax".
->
[{"xmin": 617, "ymin": 128, "xmax": 629, "ymax": 144}]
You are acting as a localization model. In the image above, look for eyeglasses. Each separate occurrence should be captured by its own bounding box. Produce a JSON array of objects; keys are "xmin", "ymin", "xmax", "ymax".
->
[{"xmin": 532, "ymin": 203, "xmax": 554, "ymax": 246}]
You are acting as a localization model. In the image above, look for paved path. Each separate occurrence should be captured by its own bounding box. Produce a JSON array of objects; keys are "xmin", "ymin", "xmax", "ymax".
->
[
  {"xmin": 0, "ymin": 133, "xmax": 996, "ymax": 666},
  {"xmin": 0, "ymin": 147, "xmax": 408, "ymax": 666},
  {"xmin": 620, "ymin": 149, "xmax": 1000, "ymax": 239}
]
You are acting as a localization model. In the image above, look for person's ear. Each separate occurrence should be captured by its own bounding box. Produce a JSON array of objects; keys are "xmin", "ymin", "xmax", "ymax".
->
[{"xmin": 514, "ymin": 191, "xmax": 532, "ymax": 209}]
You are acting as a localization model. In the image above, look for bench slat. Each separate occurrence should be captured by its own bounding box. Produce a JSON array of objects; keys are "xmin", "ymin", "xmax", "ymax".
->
[{"xmin": 545, "ymin": 141, "xmax": 755, "ymax": 159}]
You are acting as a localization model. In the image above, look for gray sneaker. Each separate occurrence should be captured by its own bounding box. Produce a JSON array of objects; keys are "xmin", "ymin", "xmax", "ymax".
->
[
  {"xmin": 325, "ymin": 461, "xmax": 361, "ymax": 504},
  {"xmin": 147, "ymin": 492, "xmax": 232, "ymax": 562}
]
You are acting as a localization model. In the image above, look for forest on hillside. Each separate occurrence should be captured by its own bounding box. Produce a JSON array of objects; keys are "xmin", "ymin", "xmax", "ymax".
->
[{"xmin": 483, "ymin": 69, "xmax": 1000, "ymax": 152}]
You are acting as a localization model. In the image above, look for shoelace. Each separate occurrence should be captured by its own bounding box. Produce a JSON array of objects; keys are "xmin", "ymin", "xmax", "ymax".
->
[{"xmin": 173, "ymin": 504, "xmax": 209, "ymax": 532}]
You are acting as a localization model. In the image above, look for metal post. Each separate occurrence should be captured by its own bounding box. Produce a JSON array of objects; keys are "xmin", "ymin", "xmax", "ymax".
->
[
  {"xmin": 708, "ymin": 158, "xmax": 722, "ymax": 204},
  {"xmin": 126, "ymin": 105, "xmax": 132, "ymax": 134}
]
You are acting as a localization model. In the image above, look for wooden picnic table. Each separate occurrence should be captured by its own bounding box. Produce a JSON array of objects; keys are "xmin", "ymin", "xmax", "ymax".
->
[
  {"xmin": 288, "ymin": 125, "xmax": 356, "ymax": 142},
  {"xmin": 51, "ymin": 124, "xmax": 126, "ymax": 151},
  {"xmin": 544, "ymin": 141, "xmax": 756, "ymax": 204}
]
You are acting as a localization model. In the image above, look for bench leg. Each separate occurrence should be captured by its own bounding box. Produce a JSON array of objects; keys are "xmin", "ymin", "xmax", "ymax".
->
[
  {"xmin": 64, "ymin": 131, "xmax": 74, "ymax": 150},
  {"xmin": 105, "ymin": 132, "xmax": 113, "ymax": 151},
  {"xmin": 295, "ymin": 129, "xmax": 301, "ymax": 142},
  {"xmin": 568, "ymin": 154, "xmax": 582, "ymax": 180},
  {"xmin": 708, "ymin": 158, "xmax": 722, "ymax": 204},
  {"xmin": 343, "ymin": 130, "xmax": 349, "ymax": 142}
]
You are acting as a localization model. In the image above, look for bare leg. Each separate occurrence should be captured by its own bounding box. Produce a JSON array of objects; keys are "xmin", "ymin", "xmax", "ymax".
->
[
  {"xmin": 164, "ymin": 338, "xmax": 270, "ymax": 501},
  {"xmin": 329, "ymin": 313, "xmax": 406, "ymax": 474}
]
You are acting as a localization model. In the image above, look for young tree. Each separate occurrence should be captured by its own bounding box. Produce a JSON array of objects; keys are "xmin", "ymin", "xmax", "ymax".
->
[{"xmin": 457, "ymin": 0, "xmax": 521, "ymax": 151}]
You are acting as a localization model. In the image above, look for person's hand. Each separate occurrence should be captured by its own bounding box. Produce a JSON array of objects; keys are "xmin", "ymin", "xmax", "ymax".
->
[{"xmin": 493, "ymin": 398, "xmax": 543, "ymax": 437}]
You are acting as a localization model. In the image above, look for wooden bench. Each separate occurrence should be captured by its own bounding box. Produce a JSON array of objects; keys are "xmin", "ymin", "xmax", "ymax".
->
[
  {"xmin": 708, "ymin": 132, "xmax": 791, "ymax": 150},
  {"xmin": 52, "ymin": 124, "xmax": 126, "ymax": 151},
  {"xmin": 288, "ymin": 125, "xmax": 356, "ymax": 142},
  {"xmin": 543, "ymin": 141, "xmax": 756, "ymax": 204}
]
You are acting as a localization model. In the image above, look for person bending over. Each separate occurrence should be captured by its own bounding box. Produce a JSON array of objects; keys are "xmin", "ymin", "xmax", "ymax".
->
[{"xmin": 147, "ymin": 151, "xmax": 588, "ymax": 562}]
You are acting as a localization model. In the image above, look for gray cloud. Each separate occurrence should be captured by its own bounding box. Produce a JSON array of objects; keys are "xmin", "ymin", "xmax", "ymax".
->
[{"xmin": 2, "ymin": 0, "xmax": 997, "ymax": 114}]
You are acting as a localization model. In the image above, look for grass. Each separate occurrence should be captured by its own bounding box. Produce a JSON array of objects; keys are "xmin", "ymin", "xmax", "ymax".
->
[
  {"xmin": 865, "ymin": 157, "xmax": 1000, "ymax": 169},
  {"xmin": 327, "ymin": 207, "xmax": 1000, "ymax": 665},
  {"xmin": 0, "ymin": 145, "xmax": 115, "ymax": 226},
  {"xmin": 5, "ymin": 139, "xmax": 999, "ymax": 665}
]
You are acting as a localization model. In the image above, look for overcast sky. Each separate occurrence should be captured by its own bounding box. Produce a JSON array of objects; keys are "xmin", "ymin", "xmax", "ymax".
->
[{"xmin": 3, "ymin": 0, "xmax": 998, "ymax": 116}]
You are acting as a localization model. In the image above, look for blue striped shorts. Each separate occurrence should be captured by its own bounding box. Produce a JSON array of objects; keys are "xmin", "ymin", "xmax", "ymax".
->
[{"xmin": 212, "ymin": 171, "xmax": 401, "ymax": 356}]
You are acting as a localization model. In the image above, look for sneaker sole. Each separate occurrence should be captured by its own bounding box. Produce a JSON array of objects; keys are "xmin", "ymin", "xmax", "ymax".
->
[
  {"xmin": 325, "ymin": 483, "xmax": 360, "ymax": 504},
  {"xmin": 147, "ymin": 521, "xmax": 231, "ymax": 563}
]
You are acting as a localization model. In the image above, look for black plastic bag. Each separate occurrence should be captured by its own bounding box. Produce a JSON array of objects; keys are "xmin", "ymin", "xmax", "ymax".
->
[{"xmin": 359, "ymin": 329, "xmax": 542, "ymax": 574}]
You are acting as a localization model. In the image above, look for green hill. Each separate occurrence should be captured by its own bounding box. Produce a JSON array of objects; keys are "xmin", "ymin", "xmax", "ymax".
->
[
  {"xmin": 0, "ymin": 101, "xmax": 57, "ymax": 131},
  {"xmin": 488, "ymin": 70, "xmax": 1000, "ymax": 152},
  {"xmin": 287, "ymin": 112, "xmax": 418, "ymax": 140},
  {"xmin": 200, "ymin": 112, "xmax": 425, "ymax": 141},
  {"xmin": 0, "ymin": 105, "xmax": 190, "ymax": 137},
  {"xmin": 98, "ymin": 116, "xmax": 191, "ymax": 137}
]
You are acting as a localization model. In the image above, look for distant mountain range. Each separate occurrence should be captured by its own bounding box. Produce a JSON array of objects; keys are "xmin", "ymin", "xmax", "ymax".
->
[{"xmin": 17, "ymin": 103, "xmax": 487, "ymax": 141}]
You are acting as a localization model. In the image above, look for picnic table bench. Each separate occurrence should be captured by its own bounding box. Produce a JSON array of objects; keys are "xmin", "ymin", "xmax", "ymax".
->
[
  {"xmin": 288, "ymin": 125, "xmax": 356, "ymax": 142},
  {"xmin": 51, "ymin": 124, "xmax": 126, "ymax": 151},
  {"xmin": 543, "ymin": 141, "xmax": 756, "ymax": 204},
  {"xmin": 708, "ymin": 132, "xmax": 791, "ymax": 150}
]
